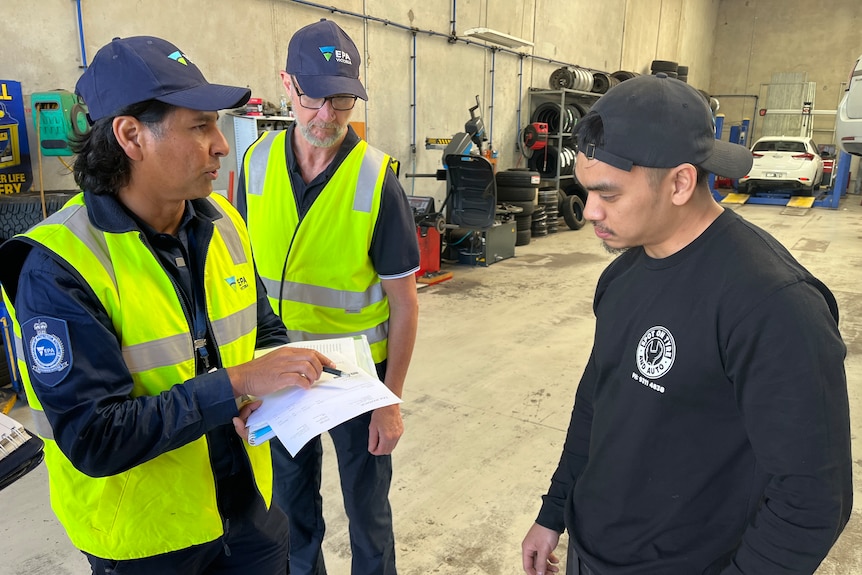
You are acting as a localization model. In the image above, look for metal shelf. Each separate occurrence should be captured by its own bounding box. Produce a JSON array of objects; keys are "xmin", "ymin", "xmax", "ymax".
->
[{"xmin": 528, "ymin": 89, "xmax": 600, "ymax": 190}]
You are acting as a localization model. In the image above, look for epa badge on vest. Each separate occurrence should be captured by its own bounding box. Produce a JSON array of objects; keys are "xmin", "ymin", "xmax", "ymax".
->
[{"xmin": 24, "ymin": 316, "xmax": 72, "ymax": 386}]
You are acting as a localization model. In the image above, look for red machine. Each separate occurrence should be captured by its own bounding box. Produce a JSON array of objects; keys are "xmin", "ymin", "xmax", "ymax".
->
[
  {"xmin": 408, "ymin": 196, "xmax": 450, "ymax": 283},
  {"xmin": 522, "ymin": 122, "xmax": 549, "ymax": 151}
]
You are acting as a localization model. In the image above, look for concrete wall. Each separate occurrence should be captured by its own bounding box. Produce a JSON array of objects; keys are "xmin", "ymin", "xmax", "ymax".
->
[{"xmin": 6, "ymin": 0, "xmax": 858, "ymax": 204}]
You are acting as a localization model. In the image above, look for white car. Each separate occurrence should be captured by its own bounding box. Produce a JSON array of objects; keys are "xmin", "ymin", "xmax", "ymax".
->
[
  {"xmin": 836, "ymin": 54, "xmax": 862, "ymax": 156},
  {"xmin": 737, "ymin": 136, "xmax": 824, "ymax": 196}
]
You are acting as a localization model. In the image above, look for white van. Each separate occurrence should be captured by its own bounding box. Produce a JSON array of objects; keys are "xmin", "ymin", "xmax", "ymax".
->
[{"xmin": 836, "ymin": 54, "xmax": 862, "ymax": 156}]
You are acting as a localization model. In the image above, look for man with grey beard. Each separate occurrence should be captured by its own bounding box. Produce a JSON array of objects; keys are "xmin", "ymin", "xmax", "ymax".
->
[{"xmin": 236, "ymin": 18, "xmax": 419, "ymax": 575}]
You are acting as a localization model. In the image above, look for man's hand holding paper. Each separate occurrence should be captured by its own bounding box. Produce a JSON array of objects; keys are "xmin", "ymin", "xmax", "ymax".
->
[{"xmin": 244, "ymin": 337, "xmax": 402, "ymax": 455}]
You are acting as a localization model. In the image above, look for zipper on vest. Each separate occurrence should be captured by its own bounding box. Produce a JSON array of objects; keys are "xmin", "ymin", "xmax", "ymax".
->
[
  {"xmin": 137, "ymin": 228, "xmax": 221, "ymax": 374},
  {"xmin": 222, "ymin": 517, "xmax": 232, "ymax": 557},
  {"xmin": 194, "ymin": 338, "xmax": 211, "ymax": 371}
]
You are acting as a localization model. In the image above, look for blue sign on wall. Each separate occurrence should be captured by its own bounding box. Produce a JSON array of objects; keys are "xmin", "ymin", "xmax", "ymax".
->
[{"xmin": 0, "ymin": 80, "xmax": 33, "ymax": 195}]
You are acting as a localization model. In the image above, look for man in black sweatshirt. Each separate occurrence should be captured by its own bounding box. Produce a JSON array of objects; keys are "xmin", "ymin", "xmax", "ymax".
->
[{"xmin": 521, "ymin": 74, "xmax": 852, "ymax": 575}]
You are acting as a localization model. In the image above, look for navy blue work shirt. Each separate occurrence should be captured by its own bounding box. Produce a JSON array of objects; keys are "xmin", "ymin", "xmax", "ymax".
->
[{"xmin": 0, "ymin": 191, "xmax": 289, "ymax": 517}]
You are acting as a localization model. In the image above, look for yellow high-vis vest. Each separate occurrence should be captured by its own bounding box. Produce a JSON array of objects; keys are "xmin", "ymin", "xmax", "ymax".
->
[
  {"xmin": 243, "ymin": 130, "xmax": 391, "ymax": 362},
  {"xmin": 1, "ymin": 193, "xmax": 273, "ymax": 560}
]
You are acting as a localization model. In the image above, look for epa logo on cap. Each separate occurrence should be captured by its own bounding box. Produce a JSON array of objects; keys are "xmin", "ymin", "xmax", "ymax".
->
[{"xmin": 320, "ymin": 46, "xmax": 352, "ymax": 66}]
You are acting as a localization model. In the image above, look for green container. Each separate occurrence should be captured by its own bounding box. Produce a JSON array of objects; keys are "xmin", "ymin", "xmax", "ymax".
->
[{"xmin": 30, "ymin": 90, "xmax": 89, "ymax": 157}]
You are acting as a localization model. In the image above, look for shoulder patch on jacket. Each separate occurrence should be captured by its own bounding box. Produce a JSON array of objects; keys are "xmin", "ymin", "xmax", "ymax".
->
[{"xmin": 22, "ymin": 316, "xmax": 73, "ymax": 387}]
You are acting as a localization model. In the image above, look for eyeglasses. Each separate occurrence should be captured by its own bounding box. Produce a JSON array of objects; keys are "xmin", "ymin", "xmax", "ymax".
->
[{"xmin": 290, "ymin": 76, "xmax": 358, "ymax": 111}]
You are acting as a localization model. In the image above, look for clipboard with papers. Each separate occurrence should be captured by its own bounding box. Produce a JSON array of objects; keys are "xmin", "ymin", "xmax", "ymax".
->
[
  {"xmin": 245, "ymin": 335, "xmax": 402, "ymax": 455},
  {"xmin": 0, "ymin": 411, "xmax": 45, "ymax": 491}
]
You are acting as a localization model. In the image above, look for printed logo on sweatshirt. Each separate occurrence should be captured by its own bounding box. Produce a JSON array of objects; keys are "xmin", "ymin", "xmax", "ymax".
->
[{"xmin": 632, "ymin": 325, "xmax": 675, "ymax": 392}]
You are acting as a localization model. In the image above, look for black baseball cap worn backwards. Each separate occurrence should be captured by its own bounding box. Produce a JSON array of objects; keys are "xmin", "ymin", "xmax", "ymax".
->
[
  {"xmin": 286, "ymin": 19, "xmax": 368, "ymax": 101},
  {"xmin": 576, "ymin": 73, "xmax": 752, "ymax": 179},
  {"xmin": 75, "ymin": 36, "xmax": 251, "ymax": 122}
]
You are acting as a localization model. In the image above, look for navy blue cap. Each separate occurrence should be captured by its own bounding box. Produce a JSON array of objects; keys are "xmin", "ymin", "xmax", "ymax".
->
[
  {"xmin": 576, "ymin": 73, "xmax": 752, "ymax": 178},
  {"xmin": 286, "ymin": 19, "xmax": 368, "ymax": 101},
  {"xmin": 75, "ymin": 36, "xmax": 251, "ymax": 121}
]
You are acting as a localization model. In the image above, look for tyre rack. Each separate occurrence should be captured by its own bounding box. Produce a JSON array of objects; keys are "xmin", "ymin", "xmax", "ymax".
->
[{"xmin": 527, "ymin": 88, "xmax": 600, "ymax": 191}]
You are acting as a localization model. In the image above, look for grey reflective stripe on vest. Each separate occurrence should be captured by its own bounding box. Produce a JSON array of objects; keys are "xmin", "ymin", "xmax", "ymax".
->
[
  {"xmin": 29, "ymin": 408, "xmax": 54, "ymax": 440},
  {"xmin": 14, "ymin": 332, "xmax": 25, "ymax": 373},
  {"xmin": 354, "ymin": 145, "xmax": 387, "ymax": 213},
  {"xmin": 247, "ymin": 132, "xmax": 279, "ymax": 197},
  {"xmin": 260, "ymin": 277, "xmax": 385, "ymax": 312},
  {"xmin": 210, "ymin": 301, "xmax": 257, "ymax": 348},
  {"xmin": 39, "ymin": 204, "xmax": 118, "ymax": 287},
  {"xmin": 207, "ymin": 197, "xmax": 248, "ymax": 265},
  {"xmin": 123, "ymin": 302, "xmax": 257, "ymax": 372},
  {"xmin": 122, "ymin": 332, "xmax": 193, "ymax": 373},
  {"xmin": 287, "ymin": 320, "xmax": 388, "ymax": 346},
  {"xmin": 12, "ymin": 324, "xmax": 55, "ymax": 439}
]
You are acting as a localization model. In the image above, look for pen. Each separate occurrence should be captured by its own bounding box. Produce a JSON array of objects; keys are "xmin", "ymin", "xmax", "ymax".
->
[{"xmin": 322, "ymin": 365, "xmax": 345, "ymax": 378}]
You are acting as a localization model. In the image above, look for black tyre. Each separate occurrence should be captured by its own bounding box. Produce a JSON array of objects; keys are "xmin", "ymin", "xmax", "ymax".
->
[
  {"xmin": 0, "ymin": 191, "xmax": 77, "ymax": 242},
  {"xmin": 529, "ymin": 145, "xmax": 576, "ymax": 178},
  {"xmin": 497, "ymin": 185, "xmax": 536, "ymax": 202},
  {"xmin": 549, "ymin": 67, "xmax": 575, "ymax": 90},
  {"xmin": 591, "ymin": 72, "xmax": 612, "ymax": 94},
  {"xmin": 562, "ymin": 194, "xmax": 586, "ymax": 230},
  {"xmin": 610, "ymin": 70, "xmax": 638, "ymax": 82},
  {"xmin": 515, "ymin": 214, "xmax": 533, "ymax": 231},
  {"xmin": 515, "ymin": 229, "xmax": 532, "ymax": 246},
  {"xmin": 650, "ymin": 60, "xmax": 678, "ymax": 73},
  {"xmin": 495, "ymin": 170, "xmax": 540, "ymax": 188},
  {"xmin": 562, "ymin": 181, "xmax": 588, "ymax": 204}
]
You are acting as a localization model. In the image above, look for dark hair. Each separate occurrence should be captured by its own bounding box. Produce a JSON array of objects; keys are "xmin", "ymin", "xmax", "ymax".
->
[
  {"xmin": 71, "ymin": 100, "xmax": 174, "ymax": 195},
  {"xmin": 575, "ymin": 112, "xmax": 709, "ymax": 188}
]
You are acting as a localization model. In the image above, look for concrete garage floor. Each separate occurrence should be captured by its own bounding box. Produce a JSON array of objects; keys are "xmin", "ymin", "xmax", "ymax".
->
[{"xmin": 2, "ymin": 196, "xmax": 862, "ymax": 575}]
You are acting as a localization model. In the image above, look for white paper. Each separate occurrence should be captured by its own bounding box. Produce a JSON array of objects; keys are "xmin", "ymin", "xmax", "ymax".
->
[
  {"xmin": 245, "ymin": 338, "xmax": 401, "ymax": 455},
  {"xmin": 0, "ymin": 411, "xmax": 32, "ymax": 461}
]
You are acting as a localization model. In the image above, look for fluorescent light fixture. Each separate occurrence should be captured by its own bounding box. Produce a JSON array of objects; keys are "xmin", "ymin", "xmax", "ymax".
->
[{"xmin": 463, "ymin": 27, "xmax": 533, "ymax": 49}]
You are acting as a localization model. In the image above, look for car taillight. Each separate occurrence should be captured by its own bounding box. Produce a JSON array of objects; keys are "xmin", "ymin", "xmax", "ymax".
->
[
  {"xmin": 752, "ymin": 152, "xmax": 764, "ymax": 158},
  {"xmin": 791, "ymin": 153, "xmax": 815, "ymax": 160},
  {"xmin": 847, "ymin": 59, "xmax": 860, "ymax": 92}
]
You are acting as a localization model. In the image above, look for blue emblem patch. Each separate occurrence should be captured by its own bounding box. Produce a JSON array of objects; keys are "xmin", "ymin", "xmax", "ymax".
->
[{"xmin": 22, "ymin": 316, "xmax": 73, "ymax": 387}]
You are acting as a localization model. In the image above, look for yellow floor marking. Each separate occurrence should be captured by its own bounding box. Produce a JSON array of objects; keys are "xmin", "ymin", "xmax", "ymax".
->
[
  {"xmin": 721, "ymin": 193, "xmax": 749, "ymax": 204},
  {"xmin": 786, "ymin": 196, "xmax": 815, "ymax": 208}
]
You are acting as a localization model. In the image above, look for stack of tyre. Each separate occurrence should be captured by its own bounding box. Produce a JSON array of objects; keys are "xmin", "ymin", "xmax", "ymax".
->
[
  {"xmin": 538, "ymin": 187, "xmax": 559, "ymax": 234},
  {"xmin": 650, "ymin": 60, "xmax": 681, "ymax": 79},
  {"xmin": 495, "ymin": 169, "xmax": 540, "ymax": 247},
  {"xmin": 531, "ymin": 204, "xmax": 547, "ymax": 238},
  {"xmin": 529, "ymin": 144, "xmax": 577, "ymax": 181}
]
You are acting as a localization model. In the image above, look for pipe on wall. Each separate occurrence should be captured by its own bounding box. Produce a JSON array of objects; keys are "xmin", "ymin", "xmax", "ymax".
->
[
  {"xmin": 410, "ymin": 31, "xmax": 418, "ymax": 195},
  {"xmin": 286, "ymin": 0, "xmax": 603, "ymax": 174},
  {"xmin": 489, "ymin": 48, "xmax": 496, "ymax": 148},
  {"xmin": 75, "ymin": 0, "xmax": 88, "ymax": 68},
  {"xmin": 288, "ymin": 0, "xmax": 586, "ymax": 68}
]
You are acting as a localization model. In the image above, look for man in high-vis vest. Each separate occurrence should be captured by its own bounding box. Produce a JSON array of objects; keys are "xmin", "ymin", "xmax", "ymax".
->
[
  {"xmin": 0, "ymin": 36, "xmax": 333, "ymax": 575},
  {"xmin": 236, "ymin": 19, "xmax": 420, "ymax": 575}
]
